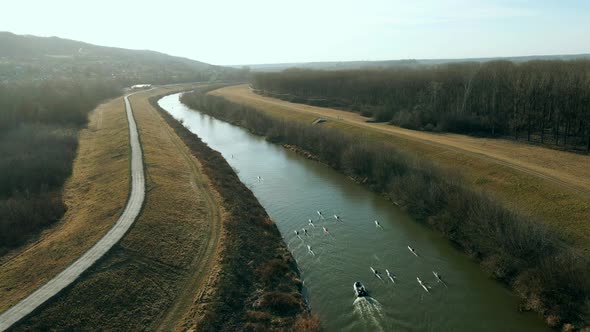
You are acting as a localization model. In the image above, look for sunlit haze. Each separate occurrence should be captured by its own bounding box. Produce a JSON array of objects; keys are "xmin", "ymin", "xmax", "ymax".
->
[{"xmin": 3, "ymin": 0, "xmax": 590, "ymax": 65}]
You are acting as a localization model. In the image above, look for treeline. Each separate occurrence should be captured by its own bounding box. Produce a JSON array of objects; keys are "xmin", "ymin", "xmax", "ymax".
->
[
  {"xmin": 0, "ymin": 79, "xmax": 121, "ymax": 254},
  {"xmin": 181, "ymin": 91, "xmax": 590, "ymax": 330},
  {"xmin": 252, "ymin": 60, "xmax": 590, "ymax": 152}
]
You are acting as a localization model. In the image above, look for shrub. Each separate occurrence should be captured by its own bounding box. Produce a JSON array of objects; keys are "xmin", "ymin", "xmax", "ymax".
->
[
  {"xmin": 257, "ymin": 259, "xmax": 290, "ymax": 285},
  {"xmin": 293, "ymin": 314, "xmax": 322, "ymax": 332},
  {"xmin": 260, "ymin": 292, "xmax": 303, "ymax": 316}
]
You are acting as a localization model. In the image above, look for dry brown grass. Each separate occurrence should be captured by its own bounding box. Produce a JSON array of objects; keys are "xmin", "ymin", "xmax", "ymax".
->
[
  {"xmin": 124, "ymin": 89, "xmax": 223, "ymax": 270},
  {"xmin": 293, "ymin": 314, "xmax": 322, "ymax": 332},
  {"xmin": 126, "ymin": 88, "xmax": 224, "ymax": 331},
  {"xmin": 6, "ymin": 84, "xmax": 307, "ymax": 331},
  {"xmin": 211, "ymin": 85, "xmax": 590, "ymax": 253},
  {"xmin": 5, "ymin": 85, "xmax": 226, "ymax": 331},
  {"xmin": 0, "ymin": 96, "xmax": 130, "ymax": 312},
  {"xmin": 154, "ymin": 93, "xmax": 309, "ymax": 331}
]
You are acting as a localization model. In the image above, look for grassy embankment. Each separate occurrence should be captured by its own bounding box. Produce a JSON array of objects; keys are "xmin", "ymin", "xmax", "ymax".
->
[
  {"xmin": 9, "ymin": 86, "xmax": 223, "ymax": 330},
  {"xmin": 10, "ymin": 86, "xmax": 316, "ymax": 331},
  {"xmin": 0, "ymin": 95, "xmax": 129, "ymax": 313},
  {"xmin": 184, "ymin": 87, "xmax": 590, "ymax": 330},
  {"xmin": 150, "ymin": 92, "xmax": 319, "ymax": 331}
]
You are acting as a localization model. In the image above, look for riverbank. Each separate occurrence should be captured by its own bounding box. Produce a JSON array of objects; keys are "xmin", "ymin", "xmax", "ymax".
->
[
  {"xmin": 182, "ymin": 89, "xmax": 590, "ymax": 331},
  {"xmin": 151, "ymin": 93, "xmax": 318, "ymax": 331}
]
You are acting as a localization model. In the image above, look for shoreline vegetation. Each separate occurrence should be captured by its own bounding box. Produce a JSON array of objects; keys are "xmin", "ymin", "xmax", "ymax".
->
[
  {"xmin": 150, "ymin": 94, "xmax": 320, "ymax": 331},
  {"xmin": 181, "ymin": 88, "xmax": 590, "ymax": 331}
]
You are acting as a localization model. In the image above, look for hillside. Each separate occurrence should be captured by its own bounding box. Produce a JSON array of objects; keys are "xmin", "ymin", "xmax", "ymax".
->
[
  {"xmin": 0, "ymin": 32, "xmax": 241, "ymax": 83},
  {"xmin": 0, "ymin": 32, "xmax": 240, "ymax": 257}
]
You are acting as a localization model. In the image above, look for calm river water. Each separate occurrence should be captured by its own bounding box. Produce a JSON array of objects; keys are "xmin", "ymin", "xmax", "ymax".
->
[{"xmin": 159, "ymin": 93, "xmax": 547, "ymax": 332}]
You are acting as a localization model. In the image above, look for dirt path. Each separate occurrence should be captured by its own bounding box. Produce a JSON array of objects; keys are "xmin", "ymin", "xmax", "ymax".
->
[
  {"xmin": 0, "ymin": 92, "xmax": 146, "ymax": 331},
  {"xmin": 212, "ymin": 85, "xmax": 590, "ymax": 197},
  {"xmin": 151, "ymin": 94, "xmax": 223, "ymax": 332}
]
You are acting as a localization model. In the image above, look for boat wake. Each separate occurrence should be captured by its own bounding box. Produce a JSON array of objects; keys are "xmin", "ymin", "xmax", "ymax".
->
[{"xmin": 353, "ymin": 296, "xmax": 385, "ymax": 331}]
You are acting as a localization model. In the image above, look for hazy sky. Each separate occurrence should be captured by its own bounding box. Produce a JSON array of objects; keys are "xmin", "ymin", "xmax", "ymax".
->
[{"xmin": 3, "ymin": 0, "xmax": 590, "ymax": 65}]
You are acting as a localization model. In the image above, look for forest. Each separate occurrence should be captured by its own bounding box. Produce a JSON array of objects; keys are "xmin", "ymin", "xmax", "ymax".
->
[
  {"xmin": 252, "ymin": 60, "xmax": 590, "ymax": 152},
  {"xmin": 0, "ymin": 79, "xmax": 121, "ymax": 254},
  {"xmin": 181, "ymin": 90, "xmax": 590, "ymax": 328}
]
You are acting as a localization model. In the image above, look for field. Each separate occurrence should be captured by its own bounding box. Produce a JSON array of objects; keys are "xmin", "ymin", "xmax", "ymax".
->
[
  {"xmin": 211, "ymin": 84, "xmax": 590, "ymax": 253},
  {"xmin": 6, "ymin": 86, "xmax": 311, "ymax": 331},
  {"xmin": 7, "ymin": 86, "xmax": 225, "ymax": 330},
  {"xmin": 0, "ymin": 95, "xmax": 130, "ymax": 313}
]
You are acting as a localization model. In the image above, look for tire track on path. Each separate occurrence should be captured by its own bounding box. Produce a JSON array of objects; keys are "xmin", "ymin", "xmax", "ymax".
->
[{"xmin": 150, "ymin": 94, "xmax": 223, "ymax": 332}]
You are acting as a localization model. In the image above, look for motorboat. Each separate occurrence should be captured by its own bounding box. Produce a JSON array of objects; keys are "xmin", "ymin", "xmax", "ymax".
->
[{"xmin": 354, "ymin": 281, "xmax": 368, "ymax": 297}]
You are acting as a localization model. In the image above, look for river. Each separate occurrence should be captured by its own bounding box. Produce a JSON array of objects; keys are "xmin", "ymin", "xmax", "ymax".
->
[{"xmin": 159, "ymin": 93, "xmax": 548, "ymax": 332}]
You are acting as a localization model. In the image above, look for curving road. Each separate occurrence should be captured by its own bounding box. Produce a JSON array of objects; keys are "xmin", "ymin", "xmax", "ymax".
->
[{"xmin": 0, "ymin": 93, "xmax": 145, "ymax": 331}]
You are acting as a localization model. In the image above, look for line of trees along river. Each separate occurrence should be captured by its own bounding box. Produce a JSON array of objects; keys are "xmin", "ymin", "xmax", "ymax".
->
[
  {"xmin": 181, "ymin": 89, "xmax": 590, "ymax": 330},
  {"xmin": 0, "ymin": 79, "xmax": 120, "ymax": 254},
  {"xmin": 252, "ymin": 60, "xmax": 590, "ymax": 152}
]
